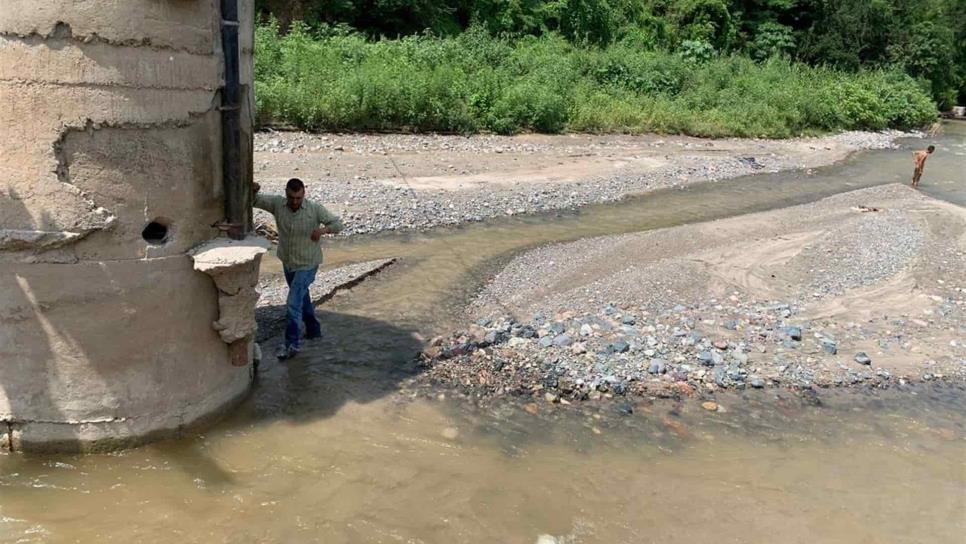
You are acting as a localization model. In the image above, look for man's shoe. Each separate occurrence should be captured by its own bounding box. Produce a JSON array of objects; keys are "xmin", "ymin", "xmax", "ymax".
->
[
  {"xmin": 276, "ymin": 345, "xmax": 300, "ymax": 360},
  {"xmin": 304, "ymin": 331, "xmax": 323, "ymax": 340}
]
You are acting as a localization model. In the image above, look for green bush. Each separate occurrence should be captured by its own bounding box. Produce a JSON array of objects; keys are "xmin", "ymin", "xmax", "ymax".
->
[
  {"xmin": 254, "ymin": 22, "xmax": 938, "ymax": 137},
  {"xmin": 257, "ymin": 1, "xmax": 966, "ymax": 106}
]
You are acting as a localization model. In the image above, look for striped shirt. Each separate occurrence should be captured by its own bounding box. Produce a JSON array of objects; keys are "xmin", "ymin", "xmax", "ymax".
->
[{"xmin": 254, "ymin": 194, "xmax": 344, "ymax": 271}]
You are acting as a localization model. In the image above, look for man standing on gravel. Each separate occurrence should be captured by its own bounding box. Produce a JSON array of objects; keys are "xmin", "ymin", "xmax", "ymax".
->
[
  {"xmin": 911, "ymin": 145, "xmax": 935, "ymax": 187},
  {"xmin": 253, "ymin": 178, "xmax": 344, "ymax": 360}
]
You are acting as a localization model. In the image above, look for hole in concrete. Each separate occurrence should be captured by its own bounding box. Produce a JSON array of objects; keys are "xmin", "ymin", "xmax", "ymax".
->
[
  {"xmin": 50, "ymin": 22, "xmax": 73, "ymax": 40},
  {"xmin": 142, "ymin": 219, "xmax": 170, "ymax": 245}
]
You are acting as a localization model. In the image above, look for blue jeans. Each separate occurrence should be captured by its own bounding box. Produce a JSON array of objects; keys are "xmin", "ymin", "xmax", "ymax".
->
[{"xmin": 283, "ymin": 265, "xmax": 321, "ymax": 349}]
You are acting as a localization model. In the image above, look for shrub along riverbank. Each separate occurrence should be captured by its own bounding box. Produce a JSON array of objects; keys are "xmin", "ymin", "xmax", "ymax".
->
[{"xmin": 254, "ymin": 23, "xmax": 938, "ymax": 138}]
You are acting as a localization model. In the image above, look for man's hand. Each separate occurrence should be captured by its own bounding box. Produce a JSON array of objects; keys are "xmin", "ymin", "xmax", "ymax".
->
[{"xmin": 312, "ymin": 227, "xmax": 329, "ymax": 242}]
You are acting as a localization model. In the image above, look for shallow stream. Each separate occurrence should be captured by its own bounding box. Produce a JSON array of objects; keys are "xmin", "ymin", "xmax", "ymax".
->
[{"xmin": 2, "ymin": 125, "xmax": 963, "ymax": 543}]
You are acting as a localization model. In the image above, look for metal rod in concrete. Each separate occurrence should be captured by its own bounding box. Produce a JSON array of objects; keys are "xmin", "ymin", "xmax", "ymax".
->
[{"xmin": 221, "ymin": 0, "xmax": 247, "ymax": 240}]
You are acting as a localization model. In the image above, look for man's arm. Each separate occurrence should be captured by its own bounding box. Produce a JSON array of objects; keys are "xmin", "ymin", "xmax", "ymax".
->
[
  {"xmin": 252, "ymin": 183, "xmax": 282, "ymax": 212},
  {"xmin": 317, "ymin": 204, "xmax": 344, "ymax": 234},
  {"xmin": 311, "ymin": 204, "xmax": 344, "ymax": 241}
]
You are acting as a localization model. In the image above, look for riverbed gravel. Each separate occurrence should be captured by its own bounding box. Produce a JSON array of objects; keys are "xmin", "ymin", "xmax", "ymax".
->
[
  {"xmin": 411, "ymin": 186, "xmax": 966, "ymax": 402},
  {"xmin": 253, "ymin": 130, "xmax": 910, "ymax": 237}
]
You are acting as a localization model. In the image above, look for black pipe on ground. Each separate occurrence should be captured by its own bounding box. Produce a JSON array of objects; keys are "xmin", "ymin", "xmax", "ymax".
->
[{"xmin": 221, "ymin": 0, "xmax": 247, "ymax": 240}]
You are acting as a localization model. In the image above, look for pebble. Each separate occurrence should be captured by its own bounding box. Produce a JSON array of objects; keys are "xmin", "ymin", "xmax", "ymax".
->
[
  {"xmin": 609, "ymin": 341, "xmax": 630, "ymax": 354},
  {"xmin": 855, "ymin": 352, "xmax": 872, "ymax": 365},
  {"xmin": 508, "ymin": 337, "xmax": 529, "ymax": 348},
  {"xmin": 552, "ymin": 334, "xmax": 573, "ymax": 347},
  {"xmin": 648, "ymin": 358, "xmax": 667, "ymax": 374},
  {"xmin": 441, "ymin": 427, "xmax": 459, "ymax": 440},
  {"xmin": 702, "ymin": 401, "xmax": 719, "ymax": 412}
]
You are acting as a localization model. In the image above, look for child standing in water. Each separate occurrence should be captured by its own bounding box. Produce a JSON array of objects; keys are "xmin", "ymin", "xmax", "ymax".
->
[{"xmin": 912, "ymin": 145, "xmax": 935, "ymax": 187}]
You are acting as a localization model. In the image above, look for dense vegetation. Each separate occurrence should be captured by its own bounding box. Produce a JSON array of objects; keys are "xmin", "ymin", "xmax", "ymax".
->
[{"xmin": 254, "ymin": 0, "xmax": 963, "ymax": 136}]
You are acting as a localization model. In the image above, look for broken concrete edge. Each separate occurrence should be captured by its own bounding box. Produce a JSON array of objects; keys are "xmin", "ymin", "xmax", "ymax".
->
[
  {"xmin": 0, "ymin": 17, "xmax": 215, "ymax": 55},
  {"xmin": 190, "ymin": 235, "xmax": 270, "ymax": 345},
  {"xmin": 188, "ymin": 235, "xmax": 271, "ymax": 272},
  {"xmin": 255, "ymin": 257, "xmax": 399, "ymax": 308},
  {"xmin": 0, "ymin": 369, "xmax": 253, "ymax": 454},
  {"xmin": 254, "ymin": 258, "xmax": 398, "ymax": 342},
  {"xmin": 312, "ymin": 258, "xmax": 398, "ymax": 305},
  {"xmin": 0, "ymin": 215, "xmax": 116, "ymax": 251},
  {"xmin": 315, "ymin": 258, "xmax": 397, "ymax": 303}
]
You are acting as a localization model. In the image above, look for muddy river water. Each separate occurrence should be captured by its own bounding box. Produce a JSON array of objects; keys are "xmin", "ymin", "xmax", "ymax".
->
[{"xmin": 2, "ymin": 125, "xmax": 964, "ymax": 543}]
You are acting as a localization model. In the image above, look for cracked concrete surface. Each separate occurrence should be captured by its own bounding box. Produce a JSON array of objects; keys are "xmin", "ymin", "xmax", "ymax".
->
[{"xmin": 1, "ymin": 1, "xmax": 259, "ymax": 452}]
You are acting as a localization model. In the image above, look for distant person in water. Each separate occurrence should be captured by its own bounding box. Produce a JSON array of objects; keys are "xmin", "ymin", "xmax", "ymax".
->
[
  {"xmin": 911, "ymin": 145, "xmax": 935, "ymax": 188},
  {"xmin": 253, "ymin": 178, "xmax": 344, "ymax": 360}
]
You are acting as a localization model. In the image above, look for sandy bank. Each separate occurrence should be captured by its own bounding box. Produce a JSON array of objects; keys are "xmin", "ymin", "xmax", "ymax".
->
[{"xmin": 415, "ymin": 185, "xmax": 966, "ymax": 401}]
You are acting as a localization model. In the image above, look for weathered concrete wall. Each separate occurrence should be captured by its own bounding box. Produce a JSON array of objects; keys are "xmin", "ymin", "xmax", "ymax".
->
[{"xmin": 0, "ymin": 1, "xmax": 257, "ymax": 451}]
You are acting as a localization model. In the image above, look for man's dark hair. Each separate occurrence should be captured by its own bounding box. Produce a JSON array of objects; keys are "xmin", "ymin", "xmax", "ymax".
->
[
  {"xmin": 286, "ymin": 178, "xmax": 305, "ymax": 192},
  {"xmin": 927, "ymin": 145, "xmax": 935, "ymax": 152}
]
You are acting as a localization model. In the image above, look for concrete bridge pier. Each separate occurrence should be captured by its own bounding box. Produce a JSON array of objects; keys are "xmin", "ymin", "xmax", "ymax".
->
[{"xmin": 0, "ymin": 1, "xmax": 261, "ymax": 452}]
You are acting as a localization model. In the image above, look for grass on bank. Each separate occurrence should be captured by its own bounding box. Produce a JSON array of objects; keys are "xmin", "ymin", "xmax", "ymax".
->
[{"xmin": 254, "ymin": 23, "xmax": 938, "ymax": 138}]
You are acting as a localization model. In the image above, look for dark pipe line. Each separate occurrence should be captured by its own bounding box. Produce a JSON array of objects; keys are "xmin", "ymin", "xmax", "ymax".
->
[{"xmin": 221, "ymin": 0, "xmax": 246, "ymax": 240}]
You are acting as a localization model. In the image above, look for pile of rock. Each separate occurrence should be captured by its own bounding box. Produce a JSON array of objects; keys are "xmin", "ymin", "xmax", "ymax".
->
[{"xmin": 415, "ymin": 296, "xmax": 956, "ymax": 402}]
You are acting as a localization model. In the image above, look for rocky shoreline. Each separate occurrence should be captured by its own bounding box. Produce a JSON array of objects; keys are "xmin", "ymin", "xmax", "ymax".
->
[
  {"xmin": 411, "ymin": 302, "xmax": 957, "ymax": 405},
  {"xmin": 408, "ymin": 185, "xmax": 966, "ymax": 404},
  {"xmin": 254, "ymin": 130, "xmax": 910, "ymax": 237}
]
